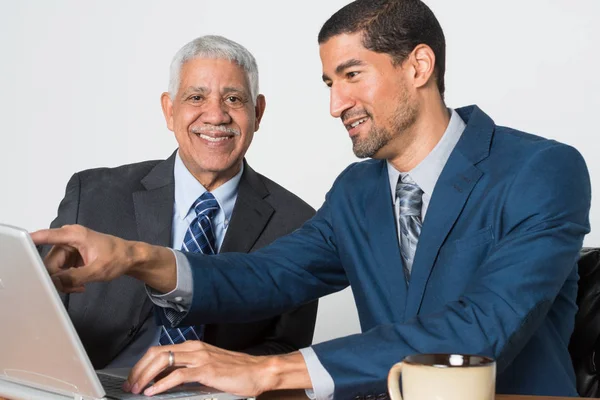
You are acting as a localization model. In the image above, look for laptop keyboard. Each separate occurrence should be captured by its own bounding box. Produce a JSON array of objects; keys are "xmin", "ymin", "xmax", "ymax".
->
[{"xmin": 98, "ymin": 373, "xmax": 217, "ymax": 399}]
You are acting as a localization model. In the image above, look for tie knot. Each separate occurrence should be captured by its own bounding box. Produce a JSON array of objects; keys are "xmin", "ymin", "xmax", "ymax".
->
[
  {"xmin": 192, "ymin": 192, "xmax": 220, "ymax": 219},
  {"xmin": 396, "ymin": 175, "xmax": 423, "ymax": 217}
]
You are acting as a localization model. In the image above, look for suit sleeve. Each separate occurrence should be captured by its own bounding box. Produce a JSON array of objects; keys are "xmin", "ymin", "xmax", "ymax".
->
[
  {"xmin": 41, "ymin": 173, "xmax": 82, "ymax": 306},
  {"xmin": 240, "ymin": 300, "xmax": 319, "ymax": 355},
  {"xmin": 241, "ymin": 205, "xmax": 320, "ymax": 355},
  {"xmin": 310, "ymin": 144, "xmax": 591, "ymax": 397},
  {"xmin": 178, "ymin": 193, "xmax": 350, "ymax": 326}
]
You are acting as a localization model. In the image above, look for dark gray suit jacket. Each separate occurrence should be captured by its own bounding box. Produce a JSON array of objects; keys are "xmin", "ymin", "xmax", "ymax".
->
[{"xmin": 47, "ymin": 152, "xmax": 318, "ymax": 369}]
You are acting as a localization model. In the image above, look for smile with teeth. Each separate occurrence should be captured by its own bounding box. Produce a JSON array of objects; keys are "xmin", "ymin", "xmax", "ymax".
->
[
  {"xmin": 348, "ymin": 118, "xmax": 368, "ymax": 129},
  {"xmin": 198, "ymin": 133, "xmax": 232, "ymax": 142}
]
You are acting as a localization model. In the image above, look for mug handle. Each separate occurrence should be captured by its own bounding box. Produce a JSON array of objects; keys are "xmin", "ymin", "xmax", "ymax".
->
[{"xmin": 387, "ymin": 362, "xmax": 404, "ymax": 400}]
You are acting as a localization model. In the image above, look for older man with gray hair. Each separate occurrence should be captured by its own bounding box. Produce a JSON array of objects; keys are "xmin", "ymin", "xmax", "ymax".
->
[{"xmin": 42, "ymin": 35, "xmax": 318, "ymax": 369}]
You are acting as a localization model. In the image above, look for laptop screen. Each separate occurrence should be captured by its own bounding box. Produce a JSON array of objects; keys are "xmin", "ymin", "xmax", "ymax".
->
[{"xmin": 0, "ymin": 223, "xmax": 105, "ymax": 399}]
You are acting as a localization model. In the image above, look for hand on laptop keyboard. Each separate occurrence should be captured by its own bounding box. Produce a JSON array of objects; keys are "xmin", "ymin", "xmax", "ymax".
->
[{"xmin": 98, "ymin": 373, "xmax": 215, "ymax": 399}]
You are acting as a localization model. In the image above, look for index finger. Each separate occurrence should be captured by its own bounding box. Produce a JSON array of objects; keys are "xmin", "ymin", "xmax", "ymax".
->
[
  {"xmin": 30, "ymin": 226, "xmax": 82, "ymax": 247},
  {"xmin": 44, "ymin": 244, "xmax": 78, "ymax": 275}
]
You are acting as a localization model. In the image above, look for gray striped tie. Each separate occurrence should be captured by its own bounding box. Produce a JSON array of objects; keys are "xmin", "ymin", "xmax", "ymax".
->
[{"xmin": 396, "ymin": 174, "xmax": 423, "ymax": 282}]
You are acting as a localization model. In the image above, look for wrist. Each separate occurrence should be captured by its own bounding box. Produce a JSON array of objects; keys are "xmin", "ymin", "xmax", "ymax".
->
[
  {"xmin": 128, "ymin": 241, "xmax": 152, "ymax": 276},
  {"xmin": 128, "ymin": 242, "xmax": 177, "ymax": 292},
  {"xmin": 260, "ymin": 352, "xmax": 312, "ymax": 392}
]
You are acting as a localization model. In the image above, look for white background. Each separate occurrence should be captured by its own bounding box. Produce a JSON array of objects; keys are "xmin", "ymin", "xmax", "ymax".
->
[{"xmin": 1, "ymin": 0, "xmax": 598, "ymax": 344}]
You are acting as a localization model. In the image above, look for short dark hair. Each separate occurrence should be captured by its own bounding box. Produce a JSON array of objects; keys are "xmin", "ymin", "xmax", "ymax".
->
[{"xmin": 318, "ymin": 0, "xmax": 446, "ymax": 98}]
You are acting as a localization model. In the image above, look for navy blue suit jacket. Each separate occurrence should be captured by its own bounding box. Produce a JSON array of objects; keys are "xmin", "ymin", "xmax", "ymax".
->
[{"xmin": 178, "ymin": 106, "xmax": 591, "ymax": 398}]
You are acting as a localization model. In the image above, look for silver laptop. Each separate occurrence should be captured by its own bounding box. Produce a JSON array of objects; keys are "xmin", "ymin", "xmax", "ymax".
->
[{"xmin": 0, "ymin": 223, "xmax": 246, "ymax": 400}]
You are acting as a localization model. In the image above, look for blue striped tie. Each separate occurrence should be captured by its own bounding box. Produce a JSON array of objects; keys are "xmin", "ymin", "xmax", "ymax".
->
[
  {"xmin": 159, "ymin": 192, "xmax": 220, "ymax": 345},
  {"xmin": 396, "ymin": 175, "xmax": 423, "ymax": 283}
]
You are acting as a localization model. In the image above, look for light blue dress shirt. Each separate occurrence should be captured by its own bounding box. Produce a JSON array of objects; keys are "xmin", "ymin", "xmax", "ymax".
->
[
  {"xmin": 388, "ymin": 108, "xmax": 467, "ymax": 222},
  {"xmin": 152, "ymin": 109, "xmax": 466, "ymax": 399},
  {"xmin": 171, "ymin": 152, "xmax": 242, "ymax": 255},
  {"xmin": 106, "ymin": 151, "xmax": 242, "ymax": 368}
]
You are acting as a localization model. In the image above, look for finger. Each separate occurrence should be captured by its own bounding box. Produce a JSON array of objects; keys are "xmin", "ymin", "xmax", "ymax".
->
[
  {"xmin": 126, "ymin": 342, "xmax": 205, "ymax": 392},
  {"xmin": 44, "ymin": 245, "xmax": 78, "ymax": 275},
  {"xmin": 50, "ymin": 275, "xmax": 63, "ymax": 292},
  {"xmin": 51, "ymin": 275, "xmax": 84, "ymax": 293},
  {"xmin": 52, "ymin": 261, "xmax": 103, "ymax": 289},
  {"xmin": 128, "ymin": 345, "xmax": 209, "ymax": 394},
  {"xmin": 146, "ymin": 350, "xmax": 216, "ymax": 394},
  {"xmin": 167, "ymin": 350, "xmax": 208, "ymax": 367},
  {"xmin": 126, "ymin": 347, "xmax": 159, "ymax": 390},
  {"xmin": 30, "ymin": 226, "xmax": 84, "ymax": 247},
  {"xmin": 126, "ymin": 345, "xmax": 183, "ymax": 393},
  {"xmin": 154, "ymin": 366, "xmax": 179, "ymax": 382},
  {"xmin": 51, "ymin": 274, "xmax": 85, "ymax": 294},
  {"xmin": 128, "ymin": 349, "xmax": 173, "ymax": 394},
  {"xmin": 144, "ymin": 367, "xmax": 197, "ymax": 397}
]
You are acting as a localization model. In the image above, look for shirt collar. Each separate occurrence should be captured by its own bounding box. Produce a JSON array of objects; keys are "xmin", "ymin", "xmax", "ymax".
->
[
  {"xmin": 387, "ymin": 108, "xmax": 466, "ymax": 199},
  {"xmin": 173, "ymin": 151, "xmax": 243, "ymax": 223}
]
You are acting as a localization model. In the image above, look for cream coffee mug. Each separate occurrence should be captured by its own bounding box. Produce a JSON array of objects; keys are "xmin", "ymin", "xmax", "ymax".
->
[{"xmin": 387, "ymin": 353, "xmax": 496, "ymax": 400}]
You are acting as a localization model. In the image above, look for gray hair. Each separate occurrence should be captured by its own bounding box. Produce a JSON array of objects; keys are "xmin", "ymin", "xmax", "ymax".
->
[{"xmin": 168, "ymin": 35, "xmax": 260, "ymax": 104}]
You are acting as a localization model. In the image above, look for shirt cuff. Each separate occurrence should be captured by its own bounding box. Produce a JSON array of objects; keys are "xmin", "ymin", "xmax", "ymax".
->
[
  {"xmin": 146, "ymin": 249, "xmax": 193, "ymax": 313},
  {"xmin": 299, "ymin": 348, "xmax": 334, "ymax": 400}
]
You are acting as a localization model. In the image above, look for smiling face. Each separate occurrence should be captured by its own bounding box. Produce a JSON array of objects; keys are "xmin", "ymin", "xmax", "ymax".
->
[
  {"xmin": 161, "ymin": 57, "xmax": 265, "ymax": 190},
  {"xmin": 320, "ymin": 33, "xmax": 419, "ymax": 160}
]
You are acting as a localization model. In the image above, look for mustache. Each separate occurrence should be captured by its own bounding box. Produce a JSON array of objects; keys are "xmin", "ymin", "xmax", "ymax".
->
[
  {"xmin": 190, "ymin": 125, "xmax": 240, "ymax": 136},
  {"xmin": 341, "ymin": 109, "xmax": 370, "ymax": 124}
]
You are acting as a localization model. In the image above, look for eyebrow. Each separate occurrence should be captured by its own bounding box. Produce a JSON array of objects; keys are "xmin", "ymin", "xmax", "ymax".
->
[
  {"xmin": 322, "ymin": 58, "xmax": 366, "ymax": 82},
  {"xmin": 181, "ymin": 86, "xmax": 247, "ymax": 97},
  {"xmin": 222, "ymin": 86, "xmax": 247, "ymax": 95},
  {"xmin": 181, "ymin": 86, "xmax": 209, "ymax": 98}
]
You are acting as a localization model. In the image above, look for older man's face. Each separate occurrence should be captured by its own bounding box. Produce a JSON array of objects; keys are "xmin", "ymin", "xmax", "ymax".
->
[{"xmin": 162, "ymin": 58, "xmax": 265, "ymax": 188}]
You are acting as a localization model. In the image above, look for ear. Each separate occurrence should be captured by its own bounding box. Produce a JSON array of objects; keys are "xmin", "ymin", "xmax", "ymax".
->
[
  {"xmin": 253, "ymin": 94, "xmax": 266, "ymax": 132},
  {"xmin": 160, "ymin": 92, "xmax": 175, "ymax": 132},
  {"xmin": 408, "ymin": 44, "xmax": 436, "ymax": 90}
]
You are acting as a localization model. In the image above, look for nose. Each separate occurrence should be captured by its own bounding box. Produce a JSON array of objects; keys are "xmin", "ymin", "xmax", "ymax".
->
[
  {"xmin": 199, "ymin": 98, "xmax": 232, "ymax": 125},
  {"xmin": 330, "ymin": 83, "xmax": 354, "ymax": 119}
]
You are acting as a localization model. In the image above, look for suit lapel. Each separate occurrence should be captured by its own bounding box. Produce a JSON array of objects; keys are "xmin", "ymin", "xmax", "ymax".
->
[
  {"xmin": 405, "ymin": 106, "xmax": 494, "ymax": 318},
  {"xmin": 368, "ymin": 162, "xmax": 408, "ymax": 320},
  {"xmin": 220, "ymin": 161, "xmax": 274, "ymax": 253},
  {"xmin": 133, "ymin": 153, "xmax": 176, "ymax": 247},
  {"xmin": 130, "ymin": 153, "xmax": 176, "ymax": 333}
]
